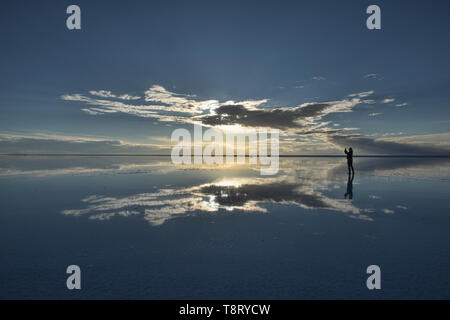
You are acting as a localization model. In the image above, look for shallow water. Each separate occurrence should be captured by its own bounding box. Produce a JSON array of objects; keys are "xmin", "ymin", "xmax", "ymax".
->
[{"xmin": 1, "ymin": 156, "xmax": 449, "ymax": 299}]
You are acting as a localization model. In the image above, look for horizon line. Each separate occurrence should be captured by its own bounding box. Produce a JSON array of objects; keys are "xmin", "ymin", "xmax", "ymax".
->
[{"xmin": 1, "ymin": 153, "xmax": 450, "ymax": 158}]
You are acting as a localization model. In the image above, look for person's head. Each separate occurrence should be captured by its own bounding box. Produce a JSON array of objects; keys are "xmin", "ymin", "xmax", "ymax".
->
[{"xmin": 349, "ymin": 147, "xmax": 353, "ymax": 152}]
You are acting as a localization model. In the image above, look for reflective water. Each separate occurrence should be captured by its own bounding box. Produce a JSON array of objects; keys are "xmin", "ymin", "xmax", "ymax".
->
[{"xmin": 1, "ymin": 156, "xmax": 449, "ymax": 299}]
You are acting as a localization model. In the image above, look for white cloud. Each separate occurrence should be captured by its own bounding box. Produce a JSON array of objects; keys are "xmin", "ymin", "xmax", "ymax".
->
[
  {"xmin": 89, "ymin": 90, "xmax": 116, "ymax": 98},
  {"xmin": 63, "ymin": 86, "xmax": 270, "ymax": 125},
  {"xmin": 349, "ymin": 90, "xmax": 374, "ymax": 98},
  {"xmin": 118, "ymin": 94, "xmax": 141, "ymax": 100},
  {"xmin": 382, "ymin": 98, "xmax": 395, "ymax": 104},
  {"xmin": 369, "ymin": 113, "xmax": 382, "ymax": 117},
  {"xmin": 63, "ymin": 86, "xmax": 374, "ymax": 134},
  {"xmin": 364, "ymin": 73, "xmax": 384, "ymax": 80},
  {"xmin": 395, "ymin": 102, "xmax": 408, "ymax": 107}
]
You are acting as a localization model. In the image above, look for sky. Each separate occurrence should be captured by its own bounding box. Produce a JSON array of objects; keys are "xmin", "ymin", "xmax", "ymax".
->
[{"xmin": 1, "ymin": 0, "xmax": 450, "ymax": 155}]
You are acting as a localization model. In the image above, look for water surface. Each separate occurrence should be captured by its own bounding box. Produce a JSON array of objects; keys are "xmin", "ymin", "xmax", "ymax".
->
[{"xmin": 1, "ymin": 156, "xmax": 449, "ymax": 299}]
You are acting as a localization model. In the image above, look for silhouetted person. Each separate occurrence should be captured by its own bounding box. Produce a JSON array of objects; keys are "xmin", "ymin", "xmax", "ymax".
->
[
  {"xmin": 344, "ymin": 172, "xmax": 354, "ymax": 199},
  {"xmin": 344, "ymin": 147, "xmax": 354, "ymax": 175}
]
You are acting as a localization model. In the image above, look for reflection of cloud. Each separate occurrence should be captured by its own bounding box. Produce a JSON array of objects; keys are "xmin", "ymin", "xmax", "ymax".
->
[
  {"xmin": 61, "ymin": 175, "xmax": 373, "ymax": 226},
  {"xmin": 4, "ymin": 155, "xmax": 446, "ymax": 225}
]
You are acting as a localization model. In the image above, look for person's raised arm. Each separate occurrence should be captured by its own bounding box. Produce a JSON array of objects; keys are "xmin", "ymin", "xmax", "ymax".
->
[{"xmin": 344, "ymin": 148, "xmax": 348, "ymax": 154}]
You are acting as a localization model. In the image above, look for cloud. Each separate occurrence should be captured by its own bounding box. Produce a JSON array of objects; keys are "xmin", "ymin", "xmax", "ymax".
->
[
  {"xmin": 328, "ymin": 134, "xmax": 450, "ymax": 155},
  {"xmin": 118, "ymin": 94, "xmax": 141, "ymax": 100},
  {"xmin": 396, "ymin": 102, "xmax": 408, "ymax": 107},
  {"xmin": 384, "ymin": 133, "xmax": 450, "ymax": 148},
  {"xmin": 60, "ymin": 86, "xmax": 449, "ymax": 155},
  {"xmin": 312, "ymin": 76, "xmax": 326, "ymax": 81},
  {"xmin": 0, "ymin": 134, "xmax": 169, "ymax": 155},
  {"xmin": 81, "ymin": 108, "xmax": 103, "ymax": 115},
  {"xmin": 364, "ymin": 73, "xmax": 384, "ymax": 80},
  {"xmin": 89, "ymin": 90, "xmax": 116, "ymax": 98},
  {"xmin": 62, "ymin": 86, "xmax": 268, "ymax": 124},
  {"xmin": 348, "ymin": 91, "xmax": 374, "ymax": 98},
  {"xmin": 89, "ymin": 90, "xmax": 140, "ymax": 100},
  {"xmin": 62, "ymin": 86, "xmax": 373, "ymax": 137},
  {"xmin": 144, "ymin": 85, "xmax": 220, "ymax": 114},
  {"xmin": 197, "ymin": 103, "xmax": 327, "ymax": 129},
  {"xmin": 197, "ymin": 96, "xmax": 371, "ymax": 130},
  {"xmin": 62, "ymin": 93, "xmax": 181, "ymax": 121}
]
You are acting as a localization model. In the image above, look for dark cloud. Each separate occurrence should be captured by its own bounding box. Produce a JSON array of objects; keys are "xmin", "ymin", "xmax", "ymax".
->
[
  {"xmin": 329, "ymin": 134, "xmax": 450, "ymax": 155},
  {"xmin": 197, "ymin": 103, "xmax": 331, "ymax": 129},
  {"xmin": 296, "ymin": 129, "xmax": 341, "ymax": 135}
]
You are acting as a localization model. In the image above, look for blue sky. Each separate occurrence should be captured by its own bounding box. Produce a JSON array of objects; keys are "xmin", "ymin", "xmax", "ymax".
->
[{"xmin": 1, "ymin": 0, "xmax": 449, "ymax": 154}]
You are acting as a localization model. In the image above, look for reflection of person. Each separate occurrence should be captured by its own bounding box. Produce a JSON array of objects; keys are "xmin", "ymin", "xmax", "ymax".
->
[
  {"xmin": 344, "ymin": 173, "xmax": 354, "ymax": 199},
  {"xmin": 344, "ymin": 147, "xmax": 354, "ymax": 175}
]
